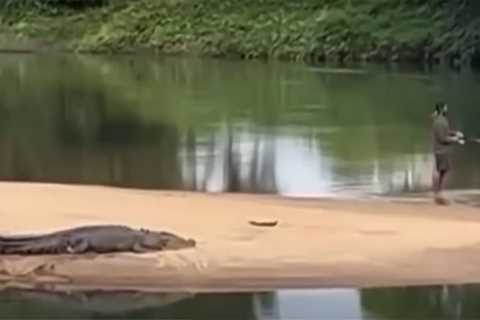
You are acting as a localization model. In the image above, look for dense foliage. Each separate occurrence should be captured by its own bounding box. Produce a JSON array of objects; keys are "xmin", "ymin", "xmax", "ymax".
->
[
  {"xmin": 1, "ymin": 0, "xmax": 108, "ymax": 10},
  {"xmin": 0, "ymin": 0, "xmax": 479, "ymax": 66}
]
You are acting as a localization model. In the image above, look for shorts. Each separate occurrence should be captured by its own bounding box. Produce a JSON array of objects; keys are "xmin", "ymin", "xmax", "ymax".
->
[{"xmin": 435, "ymin": 153, "xmax": 451, "ymax": 173}]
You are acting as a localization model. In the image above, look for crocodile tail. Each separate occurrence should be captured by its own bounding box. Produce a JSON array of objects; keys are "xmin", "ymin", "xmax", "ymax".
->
[
  {"xmin": 0, "ymin": 241, "xmax": 32, "ymax": 254},
  {"xmin": 0, "ymin": 240, "xmax": 56, "ymax": 254},
  {"xmin": 0, "ymin": 235, "xmax": 47, "ymax": 242}
]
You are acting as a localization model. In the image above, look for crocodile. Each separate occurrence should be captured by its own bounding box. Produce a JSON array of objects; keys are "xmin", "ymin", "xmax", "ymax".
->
[{"xmin": 0, "ymin": 225, "xmax": 196, "ymax": 255}]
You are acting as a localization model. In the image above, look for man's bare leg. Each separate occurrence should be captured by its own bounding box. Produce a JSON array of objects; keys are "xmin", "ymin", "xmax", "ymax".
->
[
  {"xmin": 432, "ymin": 170, "xmax": 439, "ymax": 195},
  {"xmin": 435, "ymin": 170, "xmax": 450, "ymax": 205}
]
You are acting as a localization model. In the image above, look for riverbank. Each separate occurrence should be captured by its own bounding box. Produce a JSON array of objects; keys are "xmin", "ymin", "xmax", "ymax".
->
[
  {"xmin": 1, "ymin": 0, "xmax": 478, "ymax": 66},
  {"xmin": 0, "ymin": 182, "xmax": 480, "ymax": 291}
]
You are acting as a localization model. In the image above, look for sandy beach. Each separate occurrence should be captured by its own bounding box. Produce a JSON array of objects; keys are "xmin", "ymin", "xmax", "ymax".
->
[{"xmin": 0, "ymin": 182, "xmax": 479, "ymax": 292}]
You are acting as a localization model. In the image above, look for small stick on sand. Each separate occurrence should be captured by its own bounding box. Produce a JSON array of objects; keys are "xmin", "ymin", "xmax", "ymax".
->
[{"xmin": 248, "ymin": 220, "xmax": 278, "ymax": 227}]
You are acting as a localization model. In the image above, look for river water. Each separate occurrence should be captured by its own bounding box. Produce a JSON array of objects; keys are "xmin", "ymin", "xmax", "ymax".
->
[
  {"xmin": 0, "ymin": 285, "xmax": 478, "ymax": 319},
  {"xmin": 1, "ymin": 54, "xmax": 480, "ymax": 201}
]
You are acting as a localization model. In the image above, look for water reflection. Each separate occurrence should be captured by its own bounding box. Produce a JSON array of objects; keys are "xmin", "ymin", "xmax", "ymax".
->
[
  {"xmin": 0, "ymin": 289, "xmax": 194, "ymax": 318},
  {"xmin": 2, "ymin": 285, "xmax": 480, "ymax": 319},
  {"xmin": 0, "ymin": 54, "xmax": 479, "ymax": 197},
  {"xmin": 275, "ymin": 289, "xmax": 362, "ymax": 319},
  {"xmin": 361, "ymin": 285, "xmax": 479, "ymax": 320},
  {"xmin": 0, "ymin": 288, "xmax": 258, "ymax": 319}
]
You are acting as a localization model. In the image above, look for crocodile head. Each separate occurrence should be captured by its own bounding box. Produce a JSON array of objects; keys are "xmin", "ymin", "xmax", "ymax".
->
[{"xmin": 140, "ymin": 230, "xmax": 196, "ymax": 251}]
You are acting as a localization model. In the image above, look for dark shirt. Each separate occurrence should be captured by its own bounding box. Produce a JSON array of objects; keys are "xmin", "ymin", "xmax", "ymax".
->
[{"xmin": 432, "ymin": 114, "xmax": 454, "ymax": 154}]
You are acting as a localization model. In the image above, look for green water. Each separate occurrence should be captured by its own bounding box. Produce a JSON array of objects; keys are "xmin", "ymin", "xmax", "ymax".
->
[
  {"xmin": 1, "ymin": 54, "xmax": 480, "ymax": 199},
  {"xmin": 0, "ymin": 285, "xmax": 478, "ymax": 319}
]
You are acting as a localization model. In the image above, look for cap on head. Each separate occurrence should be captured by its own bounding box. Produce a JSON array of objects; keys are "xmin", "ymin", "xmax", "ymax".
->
[{"xmin": 434, "ymin": 102, "xmax": 448, "ymax": 116}]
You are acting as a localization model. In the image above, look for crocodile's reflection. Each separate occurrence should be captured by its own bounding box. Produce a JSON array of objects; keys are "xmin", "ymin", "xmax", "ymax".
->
[{"xmin": 0, "ymin": 288, "xmax": 194, "ymax": 315}]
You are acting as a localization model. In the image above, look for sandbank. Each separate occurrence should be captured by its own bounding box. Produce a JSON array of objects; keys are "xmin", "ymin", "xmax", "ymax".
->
[{"xmin": 0, "ymin": 182, "xmax": 479, "ymax": 292}]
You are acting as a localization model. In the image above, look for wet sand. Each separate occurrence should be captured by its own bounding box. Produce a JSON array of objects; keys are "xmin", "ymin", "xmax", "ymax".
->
[{"xmin": 0, "ymin": 182, "xmax": 480, "ymax": 292}]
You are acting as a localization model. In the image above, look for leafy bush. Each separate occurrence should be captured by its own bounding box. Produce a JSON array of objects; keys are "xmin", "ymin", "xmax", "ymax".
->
[
  {"xmin": 1, "ymin": 0, "xmax": 109, "ymax": 11},
  {"xmin": 0, "ymin": 0, "xmax": 477, "ymax": 66}
]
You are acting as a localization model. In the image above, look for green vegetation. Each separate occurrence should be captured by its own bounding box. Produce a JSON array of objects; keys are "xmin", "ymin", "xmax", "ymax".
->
[{"xmin": 0, "ymin": 0, "xmax": 478, "ymax": 65}]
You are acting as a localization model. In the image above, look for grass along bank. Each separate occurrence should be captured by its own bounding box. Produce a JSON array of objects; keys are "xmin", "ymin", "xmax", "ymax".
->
[{"xmin": 1, "ymin": 0, "xmax": 479, "ymax": 66}]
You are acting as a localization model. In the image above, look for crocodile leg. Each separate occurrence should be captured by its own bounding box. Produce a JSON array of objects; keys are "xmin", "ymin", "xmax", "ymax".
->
[
  {"xmin": 132, "ymin": 242, "xmax": 153, "ymax": 253},
  {"xmin": 66, "ymin": 239, "xmax": 89, "ymax": 254}
]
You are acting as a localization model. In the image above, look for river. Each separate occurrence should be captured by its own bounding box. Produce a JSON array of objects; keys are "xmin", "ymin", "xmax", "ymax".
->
[
  {"xmin": 0, "ymin": 285, "xmax": 478, "ymax": 319},
  {"xmin": 1, "ymin": 54, "xmax": 479, "ymax": 201}
]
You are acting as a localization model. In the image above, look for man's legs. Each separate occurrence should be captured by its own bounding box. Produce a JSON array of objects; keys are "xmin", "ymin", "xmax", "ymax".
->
[
  {"xmin": 435, "ymin": 170, "xmax": 450, "ymax": 205},
  {"xmin": 433, "ymin": 154, "xmax": 450, "ymax": 205},
  {"xmin": 438, "ymin": 169, "xmax": 448, "ymax": 191}
]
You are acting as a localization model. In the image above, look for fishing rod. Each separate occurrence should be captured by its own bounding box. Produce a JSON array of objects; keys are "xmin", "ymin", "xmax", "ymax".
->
[
  {"xmin": 456, "ymin": 132, "xmax": 480, "ymax": 144},
  {"xmin": 461, "ymin": 136, "xmax": 480, "ymax": 144}
]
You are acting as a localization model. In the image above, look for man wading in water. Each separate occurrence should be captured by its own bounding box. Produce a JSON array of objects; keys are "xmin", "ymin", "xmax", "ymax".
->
[{"xmin": 432, "ymin": 103, "xmax": 464, "ymax": 205}]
